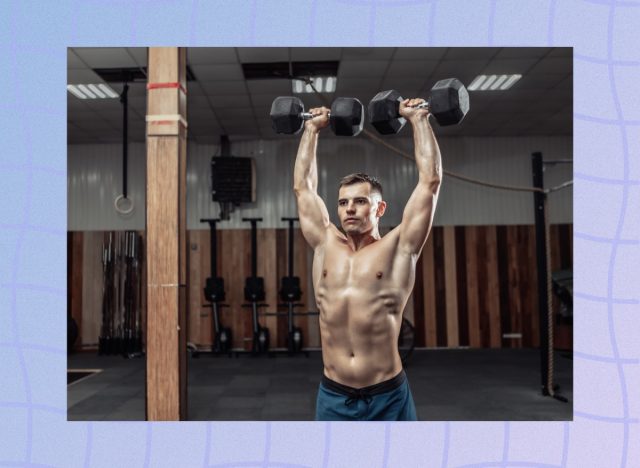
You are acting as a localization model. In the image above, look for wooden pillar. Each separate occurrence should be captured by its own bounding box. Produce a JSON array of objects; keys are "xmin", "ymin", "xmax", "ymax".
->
[{"xmin": 145, "ymin": 47, "xmax": 188, "ymax": 421}]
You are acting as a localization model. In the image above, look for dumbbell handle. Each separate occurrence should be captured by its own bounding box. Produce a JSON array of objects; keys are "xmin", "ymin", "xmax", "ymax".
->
[
  {"xmin": 300, "ymin": 111, "xmax": 331, "ymax": 120},
  {"xmin": 302, "ymin": 101, "xmax": 427, "ymax": 121},
  {"xmin": 409, "ymin": 101, "xmax": 430, "ymax": 110}
]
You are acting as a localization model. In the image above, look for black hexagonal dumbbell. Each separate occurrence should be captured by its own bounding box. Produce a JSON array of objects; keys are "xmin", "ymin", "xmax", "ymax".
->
[
  {"xmin": 270, "ymin": 96, "xmax": 364, "ymax": 136},
  {"xmin": 368, "ymin": 78, "xmax": 470, "ymax": 135}
]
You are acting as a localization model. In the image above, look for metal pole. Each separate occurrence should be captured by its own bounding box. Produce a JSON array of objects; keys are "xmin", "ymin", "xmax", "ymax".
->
[
  {"xmin": 251, "ymin": 220, "xmax": 257, "ymax": 278},
  {"xmin": 282, "ymin": 217, "xmax": 299, "ymax": 277},
  {"xmin": 531, "ymin": 151, "xmax": 550, "ymax": 395},
  {"xmin": 121, "ymin": 83, "xmax": 129, "ymax": 199}
]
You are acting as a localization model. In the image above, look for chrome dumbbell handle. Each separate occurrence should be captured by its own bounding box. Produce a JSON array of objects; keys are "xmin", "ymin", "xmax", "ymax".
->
[{"xmin": 300, "ymin": 111, "xmax": 331, "ymax": 120}]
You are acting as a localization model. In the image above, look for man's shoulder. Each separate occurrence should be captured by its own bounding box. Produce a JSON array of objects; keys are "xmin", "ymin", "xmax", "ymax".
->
[{"xmin": 311, "ymin": 224, "xmax": 345, "ymax": 252}]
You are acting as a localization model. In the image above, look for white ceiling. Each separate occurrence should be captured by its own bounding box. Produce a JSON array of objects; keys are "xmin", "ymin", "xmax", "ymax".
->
[{"xmin": 67, "ymin": 47, "xmax": 572, "ymax": 145}]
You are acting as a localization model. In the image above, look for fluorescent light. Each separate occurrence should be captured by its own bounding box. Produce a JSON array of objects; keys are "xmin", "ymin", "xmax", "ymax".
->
[
  {"xmin": 480, "ymin": 75, "xmax": 497, "ymax": 90},
  {"xmin": 77, "ymin": 84, "xmax": 96, "ymax": 99},
  {"xmin": 67, "ymin": 83, "xmax": 119, "ymax": 99},
  {"xmin": 468, "ymin": 74, "xmax": 522, "ymax": 91},
  {"xmin": 291, "ymin": 76, "xmax": 338, "ymax": 94},
  {"xmin": 326, "ymin": 76, "xmax": 336, "ymax": 93},
  {"xmin": 468, "ymin": 75, "xmax": 487, "ymax": 91},
  {"xmin": 98, "ymin": 84, "xmax": 119, "ymax": 98},
  {"xmin": 87, "ymin": 84, "xmax": 106, "ymax": 98},
  {"xmin": 67, "ymin": 84, "xmax": 87, "ymax": 99},
  {"xmin": 489, "ymin": 75, "xmax": 507, "ymax": 90},
  {"xmin": 500, "ymin": 74, "xmax": 521, "ymax": 90}
]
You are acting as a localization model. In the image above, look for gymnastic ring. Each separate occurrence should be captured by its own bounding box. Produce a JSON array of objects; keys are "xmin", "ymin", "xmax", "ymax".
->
[{"xmin": 114, "ymin": 194, "xmax": 135, "ymax": 216}]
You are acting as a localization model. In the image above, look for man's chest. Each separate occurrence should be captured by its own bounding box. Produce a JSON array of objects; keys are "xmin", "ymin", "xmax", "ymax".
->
[{"xmin": 317, "ymin": 239, "xmax": 403, "ymax": 287}]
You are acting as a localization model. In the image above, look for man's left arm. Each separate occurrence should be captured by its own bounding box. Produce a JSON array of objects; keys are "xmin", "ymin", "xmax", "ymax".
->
[{"xmin": 398, "ymin": 98, "xmax": 442, "ymax": 256}]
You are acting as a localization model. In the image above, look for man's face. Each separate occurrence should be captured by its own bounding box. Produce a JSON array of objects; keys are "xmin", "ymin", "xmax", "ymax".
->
[{"xmin": 337, "ymin": 182, "xmax": 386, "ymax": 234}]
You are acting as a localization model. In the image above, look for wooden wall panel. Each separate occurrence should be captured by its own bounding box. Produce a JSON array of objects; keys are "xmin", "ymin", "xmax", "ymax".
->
[
  {"xmin": 443, "ymin": 226, "xmax": 459, "ymax": 347},
  {"xmin": 259, "ymin": 228, "xmax": 278, "ymax": 348},
  {"xmin": 188, "ymin": 230, "xmax": 206, "ymax": 344},
  {"xmin": 432, "ymin": 227, "xmax": 447, "ymax": 346},
  {"xmin": 81, "ymin": 231, "xmax": 104, "ymax": 346},
  {"xmin": 485, "ymin": 226, "xmax": 502, "ymax": 348},
  {"xmin": 412, "ymin": 243, "xmax": 424, "ymax": 346},
  {"xmin": 410, "ymin": 224, "xmax": 571, "ymax": 350},
  {"xmin": 420, "ymin": 233, "xmax": 436, "ymax": 347},
  {"xmin": 71, "ymin": 224, "xmax": 573, "ymax": 352},
  {"xmin": 454, "ymin": 226, "xmax": 469, "ymax": 347},
  {"xmin": 496, "ymin": 226, "xmax": 511, "ymax": 348},
  {"xmin": 296, "ymin": 229, "xmax": 315, "ymax": 347},
  {"xmin": 505, "ymin": 226, "xmax": 523, "ymax": 349},
  {"xmin": 527, "ymin": 225, "xmax": 540, "ymax": 348},
  {"xmin": 464, "ymin": 226, "xmax": 481, "ymax": 347}
]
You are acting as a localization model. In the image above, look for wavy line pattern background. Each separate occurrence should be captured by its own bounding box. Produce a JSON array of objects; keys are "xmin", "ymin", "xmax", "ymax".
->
[{"xmin": 0, "ymin": 0, "xmax": 639, "ymax": 466}]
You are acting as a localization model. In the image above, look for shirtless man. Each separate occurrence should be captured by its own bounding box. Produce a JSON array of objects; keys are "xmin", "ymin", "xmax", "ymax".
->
[{"xmin": 293, "ymin": 97, "xmax": 442, "ymax": 421}]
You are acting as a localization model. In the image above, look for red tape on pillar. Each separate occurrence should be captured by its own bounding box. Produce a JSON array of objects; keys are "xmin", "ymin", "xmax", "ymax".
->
[{"xmin": 147, "ymin": 82, "xmax": 187, "ymax": 94}]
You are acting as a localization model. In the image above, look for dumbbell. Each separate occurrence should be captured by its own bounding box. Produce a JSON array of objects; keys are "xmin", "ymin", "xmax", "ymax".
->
[
  {"xmin": 270, "ymin": 96, "xmax": 364, "ymax": 136},
  {"xmin": 368, "ymin": 78, "xmax": 470, "ymax": 135}
]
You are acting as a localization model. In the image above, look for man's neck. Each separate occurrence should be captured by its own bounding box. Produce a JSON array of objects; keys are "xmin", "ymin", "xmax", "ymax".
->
[{"xmin": 346, "ymin": 229, "xmax": 380, "ymax": 251}]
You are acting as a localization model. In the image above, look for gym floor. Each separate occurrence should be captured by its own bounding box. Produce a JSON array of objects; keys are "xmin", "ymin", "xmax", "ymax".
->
[{"xmin": 67, "ymin": 348, "xmax": 572, "ymax": 421}]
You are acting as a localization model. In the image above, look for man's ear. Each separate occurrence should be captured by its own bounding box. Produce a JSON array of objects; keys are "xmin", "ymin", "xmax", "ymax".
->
[{"xmin": 376, "ymin": 200, "xmax": 387, "ymax": 218}]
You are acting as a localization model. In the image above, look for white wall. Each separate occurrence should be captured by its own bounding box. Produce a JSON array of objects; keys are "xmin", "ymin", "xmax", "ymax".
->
[{"xmin": 67, "ymin": 135, "xmax": 572, "ymax": 231}]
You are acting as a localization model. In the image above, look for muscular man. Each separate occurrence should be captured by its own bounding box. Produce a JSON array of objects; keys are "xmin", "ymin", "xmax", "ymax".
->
[{"xmin": 294, "ymin": 98, "xmax": 441, "ymax": 421}]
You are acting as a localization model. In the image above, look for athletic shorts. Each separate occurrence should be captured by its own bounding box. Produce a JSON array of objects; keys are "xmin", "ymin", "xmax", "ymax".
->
[{"xmin": 315, "ymin": 370, "xmax": 418, "ymax": 421}]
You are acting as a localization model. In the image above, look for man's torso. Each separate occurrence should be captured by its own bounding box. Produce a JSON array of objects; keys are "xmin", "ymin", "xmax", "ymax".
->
[{"xmin": 313, "ymin": 225, "xmax": 417, "ymax": 387}]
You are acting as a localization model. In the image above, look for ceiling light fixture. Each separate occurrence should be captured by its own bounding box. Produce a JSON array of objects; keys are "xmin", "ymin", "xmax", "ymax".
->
[
  {"xmin": 77, "ymin": 84, "xmax": 96, "ymax": 99},
  {"xmin": 67, "ymin": 85, "xmax": 87, "ymax": 99},
  {"xmin": 499, "ymin": 74, "xmax": 522, "ymax": 90},
  {"xmin": 87, "ymin": 84, "xmax": 106, "ymax": 98},
  {"xmin": 489, "ymin": 75, "xmax": 508, "ymax": 90},
  {"xmin": 98, "ymin": 84, "xmax": 119, "ymax": 98},
  {"xmin": 292, "ymin": 76, "xmax": 337, "ymax": 94},
  {"xmin": 67, "ymin": 83, "xmax": 119, "ymax": 99},
  {"xmin": 479, "ymin": 75, "xmax": 497, "ymax": 91},
  {"xmin": 468, "ymin": 74, "xmax": 521, "ymax": 91}
]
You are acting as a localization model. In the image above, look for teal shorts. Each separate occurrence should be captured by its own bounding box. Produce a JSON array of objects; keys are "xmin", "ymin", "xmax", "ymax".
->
[{"xmin": 315, "ymin": 370, "xmax": 418, "ymax": 421}]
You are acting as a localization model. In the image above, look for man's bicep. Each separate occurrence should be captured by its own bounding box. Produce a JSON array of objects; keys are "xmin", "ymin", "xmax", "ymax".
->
[
  {"xmin": 399, "ymin": 182, "xmax": 439, "ymax": 255},
  {"xmin": 296, "ymin": 189, "xmax": 331, "ymax": 248}
]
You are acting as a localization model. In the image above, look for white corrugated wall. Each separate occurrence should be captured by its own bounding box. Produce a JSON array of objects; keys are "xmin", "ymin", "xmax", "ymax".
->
[{"xmin": 67, "ymin": 135, "xmax": 572, "ymax": 231}]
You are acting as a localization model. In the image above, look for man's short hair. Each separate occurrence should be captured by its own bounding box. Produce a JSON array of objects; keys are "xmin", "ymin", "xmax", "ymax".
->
[{"xmin": 339, "ymin": 173, "xmax": 383, "ymax": 197}]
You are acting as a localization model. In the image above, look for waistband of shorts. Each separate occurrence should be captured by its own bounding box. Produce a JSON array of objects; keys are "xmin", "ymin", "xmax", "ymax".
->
[{"xmin": 321, "ymin": 370, "xmax": 406, "ymax": 397}]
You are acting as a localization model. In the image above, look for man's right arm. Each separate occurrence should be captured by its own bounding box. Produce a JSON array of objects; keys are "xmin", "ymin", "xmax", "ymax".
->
[{"xmin": 294, "ymin": 109, "xmax": 332, "ymax": 249}]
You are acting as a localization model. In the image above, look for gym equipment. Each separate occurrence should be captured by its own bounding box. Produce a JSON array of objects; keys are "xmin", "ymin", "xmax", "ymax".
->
[
  {"xmin": 552, "ymin": 269, "xmax": 573, "ymax": 325},
  {"xmin": 122, "ymin": 231, "xmax": 143, "ymax": 357},
  {"xmin": 264, "ymin": 217, "xmax": 319, "ymax": 356},
  {"xmin": 114, "ymin": 82, "xmax": 134, "ymax": 215},
  {"xmin": 99, "ymin": 233, "xmax": 114, "ymax": 355},
  {"xmin": 270, "ymin": 96, "xmax": 364, "ymax": 136},
  {"xmin": 98, "ymin": 231, "xmax": 143, "ymax": 357},
  {"xmin": 368, "ymin": 78, "xmax": 470, "ymax": 134},
  {"xmin": 200, "ymin": 218, "xmax": 233, "ymax": 356},
  {"xmin": 532, "ymin": 151, "xmax": 568, "ymax": 403},
  {"xmin": 242, "ymin": 218, "xmax": 270, "ymax": 354},
  {"xmin": 279, "ymin": 217, "xmax": 304, "ymax": 354}
]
